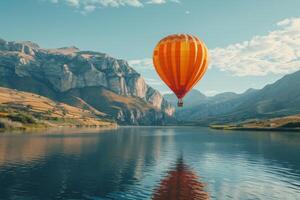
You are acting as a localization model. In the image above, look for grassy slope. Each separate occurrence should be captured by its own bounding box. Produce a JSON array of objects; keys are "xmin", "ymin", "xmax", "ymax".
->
[
  {"xmin": 0, "ymin": 87, "xmax": 116, "ymax": 131},
  {"xmin": 210, "ymin": 114, "xmax": 300, "ymax": 131},
  {"xmin": 61, "ymin": 86, "xmax": 156, "ymax": 116}
]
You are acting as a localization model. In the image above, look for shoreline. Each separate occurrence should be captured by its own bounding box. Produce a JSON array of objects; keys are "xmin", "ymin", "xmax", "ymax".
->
[
  {"xmin": 209, "ymin": 125, "xmax": 300, "ymax": 132},
  {"xmin": 0, "ymin": 124, "xmax": 118, "ymax": 135},
  {"xmin": 3, "ymin": 124, "xmax": 300, "ymax": 134}
]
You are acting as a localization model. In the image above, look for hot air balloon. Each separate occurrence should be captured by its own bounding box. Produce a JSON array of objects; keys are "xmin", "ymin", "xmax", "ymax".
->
[{"xmin": 153, "ymin": 34, "xmax": 209, "ymax": 107}]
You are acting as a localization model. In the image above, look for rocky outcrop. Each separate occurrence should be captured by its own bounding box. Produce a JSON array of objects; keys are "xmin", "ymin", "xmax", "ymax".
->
[
  {"xmin": 0, "ymin": 39, "xmax": 38, "ymax": 56},
  {"xmin": 0, "ymin": 38, "xmax": 174, "ymax": 125}
]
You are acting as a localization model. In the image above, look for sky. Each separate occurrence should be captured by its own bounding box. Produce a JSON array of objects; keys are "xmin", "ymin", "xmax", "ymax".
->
[{"xmin": 1, "ymin": 0, "xmax": 300, "ymax": 95}]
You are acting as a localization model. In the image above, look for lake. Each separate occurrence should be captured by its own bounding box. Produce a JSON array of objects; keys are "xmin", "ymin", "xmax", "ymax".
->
[{"xmin": 0, "ymin": 127, "xmax": 299, "ymax": 200}]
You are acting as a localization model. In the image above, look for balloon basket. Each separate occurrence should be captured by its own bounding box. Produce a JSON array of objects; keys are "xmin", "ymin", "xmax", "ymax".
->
[{"xmin": 177, "ymin": 99, "xmax": 183, "ymax": 107}]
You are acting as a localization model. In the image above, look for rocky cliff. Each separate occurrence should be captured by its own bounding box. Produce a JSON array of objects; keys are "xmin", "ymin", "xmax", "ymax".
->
[{"xmin": 0, "ymin": 38, "xmax": 174, "ymax": 125}]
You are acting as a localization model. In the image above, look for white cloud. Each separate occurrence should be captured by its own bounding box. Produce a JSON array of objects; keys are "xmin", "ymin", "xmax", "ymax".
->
[
  {"xmin": 128, "ymin": 58, "xmax": 153, "ymax": 70},
  {"xmin": 79, "ymin": 4, "xmax": 97, "ymax": 14},
  {"xmin": 210, "ymin": 18, "xmax": 300, "ymax": 76},
  {"xmin": 66, "ymin": 0, "xmax": 80, "ymax": 7},
  {"xmin": 147, "ymin": 0, "xmax": 179, "ymax": 4},
  {"xmin": 129, "ymin": 58, "xmax": 168, "ymax": 90},
  {"xmin": 144, "ymin": 78, "xmax": 163, "ymax": 85},
  {"xmin": 83, "ymin": 4, "xmax": 96, "ymax": 13},
  {"xmin": 50, "ymin": 0, "xmax": 179, "ymax": 11},
  {"xmin": 203, "ymin": 90, "xmax": 219, "ymax": 97},
  {"xmin": 147, "ymin": 0, "xmax": 166, "ymax": 4}
]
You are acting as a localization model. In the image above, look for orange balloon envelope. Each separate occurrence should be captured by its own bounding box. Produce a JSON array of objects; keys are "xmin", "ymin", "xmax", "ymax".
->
[{"xmin": 153, "ymin": 34, "xmax": 209, "ymax": 107}]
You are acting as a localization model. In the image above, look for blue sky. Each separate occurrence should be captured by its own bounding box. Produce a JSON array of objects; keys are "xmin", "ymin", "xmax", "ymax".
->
[{"xmin": 1, "ymin": 0, "xmax": 300, "ymax": 95}]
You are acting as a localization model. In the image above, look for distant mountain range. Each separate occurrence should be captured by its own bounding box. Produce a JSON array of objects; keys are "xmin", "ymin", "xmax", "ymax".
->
[
  {"xmin": 164, "ymin": 89, "xmax": 207, "ymax": 108},
  {"xmin": 165, "ymin": 70, "xmax": 300, "ymax": 125},
  {"xmin": 164, "ymin": 89, "xmax": 239, "ymax": 108},
  {"xmin": 0, "ymin": 38, "xmax": 174, "ymax": 125}
]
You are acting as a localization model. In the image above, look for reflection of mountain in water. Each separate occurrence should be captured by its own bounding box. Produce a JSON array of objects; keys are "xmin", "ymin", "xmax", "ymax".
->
[
  {"xmin": 1, "ymin": 127, "xmax": 300, "ymax": 199},
  {"xmin": 0, "ymin": 128, "xmax": 176, "ymax": 199},
  {"xmin": 152, "ymin": 157, "xmax": 210, "ymax": 200}
]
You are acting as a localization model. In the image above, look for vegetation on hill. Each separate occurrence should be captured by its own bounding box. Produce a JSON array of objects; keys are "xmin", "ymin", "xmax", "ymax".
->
[
  {"xmin": 210, "ymin": 114, "xmax": 300, "ymax": 131},
  {"xmin": 0, "ymin": 87, "xmax": 116, "ymax": 132}
]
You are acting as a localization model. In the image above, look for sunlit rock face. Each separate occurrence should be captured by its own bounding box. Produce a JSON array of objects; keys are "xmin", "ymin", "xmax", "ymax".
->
[{"xmin": 0, "ymin": 38, "xmax": 175, "ymax": 125}]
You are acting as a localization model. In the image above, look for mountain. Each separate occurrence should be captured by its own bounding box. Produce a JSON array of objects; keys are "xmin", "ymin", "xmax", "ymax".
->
[
  {"xmin": 209, "ymin": 92, "xmax": 238, "ymax": 103},
  {"xmin": 177, "ymin": 70, "xmax": 300, "ymax": 125},
  {"xmin": 164, "ymin": 90, "xmax": 239, "ymax": 109},
  {"xmin": 0, "ymin": 87, "xmax": 116, "ymax": 131},
  {"xmin": 0, "ymin": 38, "xmax": 174, "ymax": 125},
  {"xmin": 163, "ymin": 89, "xmax": 207, "ymax": 107}
]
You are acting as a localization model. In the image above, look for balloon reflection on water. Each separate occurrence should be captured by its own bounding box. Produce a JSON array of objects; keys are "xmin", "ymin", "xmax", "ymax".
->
[{"xmin": 152, "ymin": 156, "xmax": 210, "ymax": 200}]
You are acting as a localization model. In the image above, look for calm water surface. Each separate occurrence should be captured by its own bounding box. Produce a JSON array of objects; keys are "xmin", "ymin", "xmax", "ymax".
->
[{"xmin": 0, "ymin": 127, "xmax": 300, "ymax": 200}]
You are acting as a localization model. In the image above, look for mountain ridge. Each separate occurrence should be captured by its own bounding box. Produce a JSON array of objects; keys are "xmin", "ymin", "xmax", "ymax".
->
[
  {"xmin": 0, "ymin": 38, "xmax": 175, "ymax": 125},
  {"xmin": 175, "ymin": 70, "xmax": 300, "ymax": 125}
]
